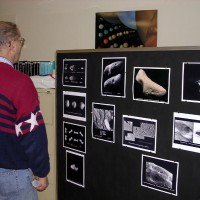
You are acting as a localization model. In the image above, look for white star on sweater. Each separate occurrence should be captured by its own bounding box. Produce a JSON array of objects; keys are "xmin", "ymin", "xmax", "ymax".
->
[
  {"xmin": 15, "ymin": 122, "xmax": 23, "ymax": 136},
  {"xmin": 25, "ymin": 112, "xmax": 38, "ymax": 132}
]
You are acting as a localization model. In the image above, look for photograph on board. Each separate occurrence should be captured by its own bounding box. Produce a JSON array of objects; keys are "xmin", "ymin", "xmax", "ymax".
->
[
  {"xmin": 182, "ymin": 62, "xmax": 200, "ymax": 103},
  {"xmin": 92, "ymin": 102, "xmax": 115, "ymax": 143},
  {"xmin": 133, "ymin": 67, "xmax": 170, "ymax": 103},
  {"xmin": 66, "ymin": 150, "xmax": 85, "ymax": 187},
  {"xmin": 172, "ymin": 112, "xmax": 200, "ymax": 153},
  {"xmin": 62, "ymin": 59, "xmax": 87, "ymax": 88},
  {"xmin": 63, "ymin": 121, "xmax": 86, "ymax": 153},
  {"xmin": 122, "ymin": 115, "xmax": 157, "ymax": 153},
  {"xmin": 141, "ymin": 154, "xmax": 179, "ymax": 196},
  {"xmin": 63, "ymin": 91, "xmax": 86, "ymax": 121},
  {"xmin": 101, "ymin": 57, "xmax": 126, "ymax": 97}
]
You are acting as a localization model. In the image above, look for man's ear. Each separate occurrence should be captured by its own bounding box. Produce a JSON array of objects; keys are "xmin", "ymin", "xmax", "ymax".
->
[{"xmin": 9, "ymin": 40, "xmax": 16, "ymax": 52}]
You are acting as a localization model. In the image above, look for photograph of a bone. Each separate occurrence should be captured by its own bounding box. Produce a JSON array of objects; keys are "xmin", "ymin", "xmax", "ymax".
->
[
  {"xmin": 133, "ymin": 67, "xmax": 170, "ymax": 103},
  {"xmin": 101, "ymin": 57, "xmax": 126, "ymax": 97},
  {"xmin": 136, "ymin": 69, "xmax": 166, "ymax": 96},
  {"xmin": 173, "ymin": 112, "xmax": 200, "ymax": 153},
  {"xmin": 182, "ymin": 62, "xmax": 200, "ymax": 103},
  {"xmin": 92, "ymin": 103, "xmax": 115, "ymax": 142},
  {"xmin": 141, "ymin": 155, "xmax": 179, "ymax": 196}
]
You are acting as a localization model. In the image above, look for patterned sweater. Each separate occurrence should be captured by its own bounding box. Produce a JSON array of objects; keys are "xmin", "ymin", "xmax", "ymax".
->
[{"xmin": 0, "ymin": 61, "xmax": 50, "ymax": 177}]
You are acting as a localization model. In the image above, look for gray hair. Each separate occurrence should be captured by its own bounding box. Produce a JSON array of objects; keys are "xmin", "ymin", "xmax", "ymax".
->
[{"xmin": 0, "ymin": 21, "xmax": 20, "ymax": 47}]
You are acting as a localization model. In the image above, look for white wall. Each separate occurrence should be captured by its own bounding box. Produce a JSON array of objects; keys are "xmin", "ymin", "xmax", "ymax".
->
[{"xmin": 0, "ymin": 0, "xmax": 200, "ymax": 61}]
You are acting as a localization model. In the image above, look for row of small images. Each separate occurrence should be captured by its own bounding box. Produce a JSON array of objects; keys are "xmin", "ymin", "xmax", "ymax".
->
[{"xmin": 62, "ymin": 57, "xmax": 200, "ymax": 104}]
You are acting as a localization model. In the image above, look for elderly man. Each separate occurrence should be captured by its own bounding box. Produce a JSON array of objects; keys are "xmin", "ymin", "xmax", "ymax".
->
[{"xmin": 0, "ymin": 21, "xmax": 50, "ymax": 200}]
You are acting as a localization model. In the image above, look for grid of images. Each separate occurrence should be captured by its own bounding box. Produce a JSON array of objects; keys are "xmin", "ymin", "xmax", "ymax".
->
[
  {"xmin": 61, "ymin": 52, "xmax": 200, "ymax": 196},
  {"xmin": 62, "ymin": 59, "xmax": 87, "ymax": 187}
]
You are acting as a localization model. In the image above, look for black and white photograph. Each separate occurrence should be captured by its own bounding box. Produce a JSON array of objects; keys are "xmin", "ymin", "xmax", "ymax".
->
[
  {"xmin": 182, "ymin": 62, "xmax": 200, "ymax": 103},
  {"xmin": 122, "ymin": 115, "xmax": 157, "ymax": 153},
  {"xmin": 92, "ymin": 102, "xmax": 115, "ymax": 143},
  {"xmin": 172, "ymin": 112, "xmax": 200, "ymax": 153},
  {"xmin": 141, "ymin": 154, "xmax": 179, "ymax": 196},
  {"xmin": 101, "ymin": 57, "xmax": 126, "ymax": 97},
  {"xmin": 63, "ymin": 122, "xmax": 86, "ymax": 153},
  {"xmin": 133, "ymin": 67, "xmax": 170, "ymax": 103},
  {"xmin": 66, "ymin": 150, "xmax": 85, "ymax": 187},
  {"xmin": 62, "ymin": 59, "xmax": 87, "ymax": 88},
  {"xmin": 63, "ymin": 91, "xmax": 86, "ymax": 121}
]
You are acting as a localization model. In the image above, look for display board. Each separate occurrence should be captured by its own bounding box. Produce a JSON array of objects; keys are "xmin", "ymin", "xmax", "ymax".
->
[{"xmin": 56, "ymin": 47, "xmax": 200, "ymax": 200}]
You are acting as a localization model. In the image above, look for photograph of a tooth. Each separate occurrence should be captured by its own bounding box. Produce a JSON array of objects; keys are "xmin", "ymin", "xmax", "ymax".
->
[
  {"xmin": 133, "ymin": 67, "xmax": 170, "ymax": 103},
  {"xmin": 136, "ymin": 69, "xmax": 166, "ymax": 96}
]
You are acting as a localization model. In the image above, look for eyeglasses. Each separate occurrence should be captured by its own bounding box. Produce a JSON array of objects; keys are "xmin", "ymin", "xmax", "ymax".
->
[{"xmin": 15, "ymin": 38, "xmax": 25, "ymax": 46}]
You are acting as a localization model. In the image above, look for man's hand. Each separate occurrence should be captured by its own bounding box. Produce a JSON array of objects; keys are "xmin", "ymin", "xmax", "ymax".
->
[{"xmin": 35, "ymin": 176, "xmax": 49, "ymax": 191}]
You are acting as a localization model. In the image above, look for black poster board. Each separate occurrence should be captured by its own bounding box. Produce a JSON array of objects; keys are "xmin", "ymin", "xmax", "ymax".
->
[{"xmin": 56, "ymin": 47, "xmax": 200, "ymax": 200}]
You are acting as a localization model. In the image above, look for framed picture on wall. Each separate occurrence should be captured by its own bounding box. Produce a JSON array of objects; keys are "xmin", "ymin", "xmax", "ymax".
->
[{"xmin": 95, "ymin": 10, "xmax": 157, "ymax": 48}]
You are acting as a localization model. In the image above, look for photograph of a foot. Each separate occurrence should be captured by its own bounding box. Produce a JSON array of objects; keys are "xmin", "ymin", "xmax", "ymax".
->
[{"xmin": 133, "ymin": 67, "xmax": 170, "ymax": 103}]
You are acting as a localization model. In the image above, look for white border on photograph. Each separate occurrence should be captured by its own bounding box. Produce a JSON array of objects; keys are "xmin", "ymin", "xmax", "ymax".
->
[
  {"xmin": 66, "ymin": 150, "xmax": 85, "ymax": 188},
  {"xmin": 101, "ymin": 57, "xmax": 126, "ymax": 98},
  {"xmin": 92, "ymin": 102, "xmax": 115, "ymax": 143},
  {"xmin": 62, "ymin": 58, "xmax": 87, "ymax": 88},
  {"xmin": 141, "ymin": 154, "xmax": 179, "ymax": 196},
  {"xmin": 181, "ymin": 62, "xmax": 200, "ymax": 103},
  {"xmin": 63, "ymin": 121, "xmax": 86, "ymax": 153},
  {"xmin": 172, "ymin": 112, "xmax": 200, "ymax": 153},
  {"xmin": 133, "ymin": 67, "xmax": 170, "ymax": 104},
  {"xmin": 122, "ymin": 115, "xmax": 157, "ymax": 153},
  {"xmin": 63, "ymin": 91, "xmax": 86, "ymax": 121}
]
